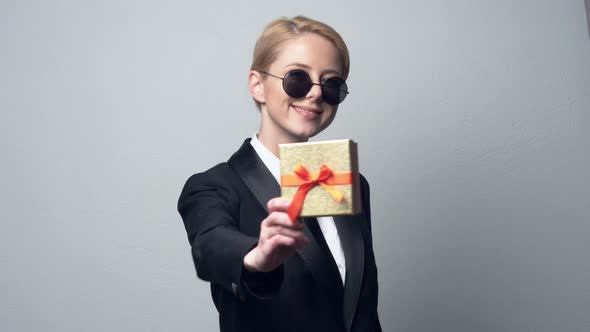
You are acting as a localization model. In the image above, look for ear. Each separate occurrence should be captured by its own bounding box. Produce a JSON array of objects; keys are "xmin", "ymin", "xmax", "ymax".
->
[{"xmin": 248, "ymin": 70, "xmax": 266, "ymax": 104}]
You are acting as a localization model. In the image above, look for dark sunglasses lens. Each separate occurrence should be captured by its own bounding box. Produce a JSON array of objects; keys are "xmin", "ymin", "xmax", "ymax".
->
[
  {"xmin": 283, "ymin": 70, "xmax": 312, "ymax": 98},
  {"xmin": 322, "ymin": 77, "xmax": 348, "ymax": 105}
]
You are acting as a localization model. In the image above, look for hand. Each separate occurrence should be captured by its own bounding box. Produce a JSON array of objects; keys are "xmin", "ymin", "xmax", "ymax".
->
[{"xmin": 243, "ymin": 197, "xmax": 310, "ymax": 272}]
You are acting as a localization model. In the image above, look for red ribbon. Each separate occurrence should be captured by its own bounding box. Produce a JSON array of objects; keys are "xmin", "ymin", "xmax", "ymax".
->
[{"xmin": 281, "ymin": 164, "xmax": 351, "ymax": 222}]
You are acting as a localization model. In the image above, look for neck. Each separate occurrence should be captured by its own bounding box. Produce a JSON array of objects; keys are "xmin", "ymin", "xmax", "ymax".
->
[
  {"xmin": 257, "ymin": 130, "xmax": 308, "ymax": 158},
  {"xmin": 258, "ymin": 112, "xmax": 308, "ymax": 157}
]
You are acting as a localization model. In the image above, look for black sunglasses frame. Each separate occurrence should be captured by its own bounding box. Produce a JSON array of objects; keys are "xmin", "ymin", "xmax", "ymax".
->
[{"xmin": 259, "ymin": 69, "xmax": 349, "ymax": 105}]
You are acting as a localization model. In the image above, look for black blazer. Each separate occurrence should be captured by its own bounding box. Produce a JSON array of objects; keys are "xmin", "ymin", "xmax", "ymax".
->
[{"xmin": 178, "ymin": 139, "xmax": 381, "ymax": 332}]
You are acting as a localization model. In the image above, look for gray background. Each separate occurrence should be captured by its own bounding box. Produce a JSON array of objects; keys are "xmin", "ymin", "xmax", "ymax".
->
[{"xmin": 1, "ymin": 1, "xmax": 589, "ymax": 331}]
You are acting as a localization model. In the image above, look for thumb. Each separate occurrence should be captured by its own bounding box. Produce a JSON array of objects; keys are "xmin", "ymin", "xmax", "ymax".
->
[{"xmin": 266, "ymin": 197, "xmax": 291, "ymax": 212}]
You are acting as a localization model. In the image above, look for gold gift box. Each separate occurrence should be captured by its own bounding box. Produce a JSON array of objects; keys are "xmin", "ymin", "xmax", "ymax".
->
[{"xmin": 279, "ymin": 139, "xmax": 361, "ymax": 218}]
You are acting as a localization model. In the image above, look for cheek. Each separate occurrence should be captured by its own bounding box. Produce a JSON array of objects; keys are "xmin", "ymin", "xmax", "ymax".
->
[
  {"xmin": 322, "ymin": 108, "xmax": 338, "ymax": 126},
  {"xmin": 326, "ymin": 106, "xmax": 338, "ymax": 119},
  {"xmin": 267, "ymin": 86, "xmax": 291, "ymax": 106}
]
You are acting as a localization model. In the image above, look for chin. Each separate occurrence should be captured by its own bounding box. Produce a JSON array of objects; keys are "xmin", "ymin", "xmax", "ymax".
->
[
  {"xmin": 307, "ymin": 121, "xmax": 333, "ymax": 137},
  {"xmin": 283, "ymin": 116, "xmax": 333, "ymax": 141},
  {"xmin": 291, "ymin": 127, "xmax": 322, "ymax": 140}
]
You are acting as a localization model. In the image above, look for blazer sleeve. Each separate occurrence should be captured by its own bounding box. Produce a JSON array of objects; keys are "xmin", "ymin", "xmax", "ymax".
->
[{"xmin": 177, "ymin": 167, "xmax": 283, "ymax": 300}]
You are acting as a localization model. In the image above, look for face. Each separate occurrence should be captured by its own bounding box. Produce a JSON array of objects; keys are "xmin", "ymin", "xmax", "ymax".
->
[{"xmin": 251, "ymin": 33, "xmax": 343, "ymax": 143}]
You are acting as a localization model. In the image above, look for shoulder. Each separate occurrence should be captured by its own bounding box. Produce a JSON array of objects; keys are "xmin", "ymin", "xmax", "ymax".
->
[
  {"xmin": 177, "ymin": 162, "xmax": 241, "ymax": 214},
  {"xmin": 359, "ymin": 173, "xmax": 371, "ymax": 199},
  {"xmin": 179, "ymin": 162, "xmax": 244, "ymax": 193},
  {"xmin": 183, "ymin": 162, "xmax": 236, "ymax": 187},
  {"xmin": 177, "ymin": 139, "xmax": 255, "ymax": 213},
  {"xmin": 183, "ymin": 162, "xmax": 235, "ymax": 188},
  {"xmin": 181, "ymin": 138, "xmax": 253, "ymax": 189},
  {"xmin": 358, "ymin": 172, "xmax": 373, "ymax": 229},
  {"xmin": 359, "ymin": 173, "xmax": 370, "ymax": 189}
]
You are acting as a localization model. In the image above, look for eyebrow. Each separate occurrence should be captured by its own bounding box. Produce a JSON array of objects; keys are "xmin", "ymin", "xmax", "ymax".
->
[{"xmin": 284, "ymin": 63, "xmax": 341, "ymax": 76}]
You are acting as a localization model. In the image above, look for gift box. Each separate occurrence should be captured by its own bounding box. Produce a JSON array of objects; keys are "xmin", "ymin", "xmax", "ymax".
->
[{"xmin": 279, "ymin": 139, "xmax": 361, "ymax": 221}]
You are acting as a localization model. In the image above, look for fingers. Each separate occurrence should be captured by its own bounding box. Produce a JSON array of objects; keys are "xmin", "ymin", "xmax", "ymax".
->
[
  {"xmin": 261, "ymin": 225, "xmax": 310, "ymax": 247},
  {"xmin": 264, "ymin": 233, "xmax": 308, "ymax": 256},
  {"xmin": 258, "ymin": 206, "xmax": 310, "ymax": 254},
  {"xmin": 263, "ymin": 211, "xmax": 304, "ymax": 229},
  {"xmin": 247, "ymin": 229, "xmax": 309, "ymax": 272},
  {"xmin": 260, "ymin": 211, "xmax": 309, "ymax": 248},
  {"xmin": 248, "ymin": 234, "xmax": 301, "ymax": 272},
  {"xmin": 247, "ymin": 197, "xmax": 311, "ymax": 272},
  {"xmin": 267, "ymin": 197, "xmax": 290, "ymax": 213}
]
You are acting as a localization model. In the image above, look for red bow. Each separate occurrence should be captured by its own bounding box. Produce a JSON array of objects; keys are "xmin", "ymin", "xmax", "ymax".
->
[{"xmin": 282, "ymin": 164, "xmax": 351, "ymax": 222}]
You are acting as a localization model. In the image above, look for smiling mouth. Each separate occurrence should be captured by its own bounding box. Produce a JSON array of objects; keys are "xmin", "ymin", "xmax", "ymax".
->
[
  {"xmin": 292, "ymin": 105, "xmax": 322, "ymax": 120},
  {"xmin": 292, "ymin": 105, "xmax": 321, "ymax": 114}
]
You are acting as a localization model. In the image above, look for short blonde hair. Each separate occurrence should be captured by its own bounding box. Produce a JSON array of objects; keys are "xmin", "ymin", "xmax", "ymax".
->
[{"xmin": 250, "ymin": 16, "xmax": 350, "ymax": 109}]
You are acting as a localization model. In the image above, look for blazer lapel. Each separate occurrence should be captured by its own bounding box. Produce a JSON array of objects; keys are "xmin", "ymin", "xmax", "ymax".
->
[
  {"xmin": 228, "ymin": 139, "xmax": 279, "ymax": 213},
  {"xmin": 335, "ymin": 214, "xmax": 365, "ymax": 332}
]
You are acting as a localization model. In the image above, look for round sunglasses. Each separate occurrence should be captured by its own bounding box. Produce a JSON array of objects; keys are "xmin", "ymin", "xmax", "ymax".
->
[{"xmin": 259, "ymin": 69, "xmax": 349, "ymax": 105}]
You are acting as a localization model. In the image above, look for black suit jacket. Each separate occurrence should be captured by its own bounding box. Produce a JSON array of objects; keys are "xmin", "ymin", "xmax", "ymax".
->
[{"xmin": 178, "ymin": 139, "xmax": 381, "ymax": 332}]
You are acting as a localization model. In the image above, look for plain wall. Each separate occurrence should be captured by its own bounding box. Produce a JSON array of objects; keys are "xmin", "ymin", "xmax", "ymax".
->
[{"xmin": 1, "ymin": 1, "xmax": 589, "ymax": 331}]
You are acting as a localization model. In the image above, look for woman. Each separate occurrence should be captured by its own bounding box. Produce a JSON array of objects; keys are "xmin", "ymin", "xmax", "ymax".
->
[{"xmin": 178, "ymin": 16, "xmax": 381, "ymax": 332}]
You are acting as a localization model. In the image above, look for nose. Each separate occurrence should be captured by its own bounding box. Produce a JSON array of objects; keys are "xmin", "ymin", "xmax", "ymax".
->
[{"xmin": 305, "ymin": 82, "xmax": 323, "ymax": 103}]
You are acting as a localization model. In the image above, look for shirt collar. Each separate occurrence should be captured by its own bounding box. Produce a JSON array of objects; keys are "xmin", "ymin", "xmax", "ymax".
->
[{"xmin": 250, "ymin": 133, "xmax": 281, "ymax": 184}]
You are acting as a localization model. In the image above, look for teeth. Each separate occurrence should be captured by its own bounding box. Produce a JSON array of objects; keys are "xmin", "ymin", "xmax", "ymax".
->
[{"xmin": 294, "ymin": 107, "xmax": 313, "ymax": 113}]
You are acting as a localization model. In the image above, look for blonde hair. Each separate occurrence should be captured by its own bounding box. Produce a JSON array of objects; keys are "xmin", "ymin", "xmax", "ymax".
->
[{"xmin": 250, "ymin": 16, "xmax": 350, "ymax": 109}]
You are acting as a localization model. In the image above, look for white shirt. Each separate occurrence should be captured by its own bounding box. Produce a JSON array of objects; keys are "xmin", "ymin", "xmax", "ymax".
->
[{"xmin": 250, "ymin": 134, "xmax": 347, "ymax": 284}]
